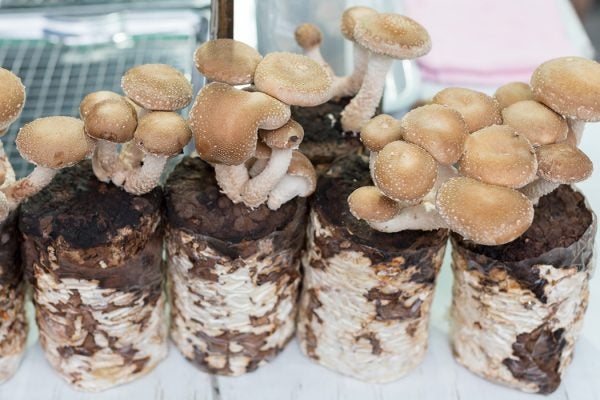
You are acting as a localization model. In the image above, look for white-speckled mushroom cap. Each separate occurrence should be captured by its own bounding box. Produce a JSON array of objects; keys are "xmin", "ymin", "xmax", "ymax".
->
[
  {"xmin": 536, "ymin": 143, "xmax": 593, "ymax": 183},
  {"xmin": 494, "ymin": 82, "xmax": 533, "ymax": 110},
  {"xmin": 436, "ymin": 177, "xmax": 534, "ymax": 245},
  {"xmin": 253, "ymin": 52, "xmax": 333, "ymax": 107},
  {"xmin": 84, "ymin": 98, "xmax": 138, "ymax": 143},
  {"xmin": 79, "ymin": 91, "xmax": 123, "ymax": 119},
  {"xmin": 502, "ymin": 100, "xmax": 568, "ymax": 146},
  {"xmin": 122, "ymin": 64, "xmax": 192, "ymax": 111},
  {"xmin": 16, "ymin": 116, "xmax": 93, "ymax": 169},
  {"xmin": 134, "ymin": 112, "xmax": 191, "ymax": 156},
  {"xmin": 340, "ymin": 6, "xmax": 378, "ymax": 41},
  {"xmin": 531, "ymin": 57, "xmax": 600, "ymax": 121},
  {"xmin": 433, "ymin": 88, "xmax": 502, "ymax": 133},
  {"xmin": 194, "ymin": 39, "xmax": 262, "ymax": 85},
  {"xmin": 259, "ymin": 119, "xmax": 304, "ymax": 150},
  {"xmin": 0, "ymin": 67, "xmax": 26, "ymax": 133},
  {"xmin": 360, "ymin": 114, "xmax": 404, "ymax": 152},
  {"xmin": 348, "ymin": 185, "xmax": 399, "ymax": 222}
]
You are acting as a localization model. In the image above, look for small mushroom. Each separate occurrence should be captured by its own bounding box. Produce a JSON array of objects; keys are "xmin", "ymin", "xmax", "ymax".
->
[
  {"xmin": 360, "ymin": 114, "xmax": 404, "ymax": 152},
  {"xmin": 341, "ymin": 13, "xmax": 431, "ymax": 132},
  {"xmin": 194, "ymin": 39, "xmax": 263, "ymax": 85},
  {"xmin": 348, "ymin": 185, "xmax": 400, "ymax": 223},
  {"xmin": 0, "ymin": 67, "xmax": 26, "ymax": 134},
  {"xmin": 436, "ymin": 177, "xmax": 534, "ymax": 245},
  {"xmin": 79, "ymin": 91, "xmax": 123, "ymax": 119},
  {"xmin": 536, "ymin": 143, "xmax": 593, "ymax": 183},
  {"xmin": 502, "ymin": 100, "xmax": 568, "ymax": 146},
  {"xmin": 267, "ymin": 150, "xmax": 317, "ymax": 210},
  {"xmin": 459, "ymin": 124, "xmax": 537, "ymax": 189},
  {"xmin": 433, "ymin": 88, "xmax": 502, "ymax": 133},
  {"xmin": 294, "ymin": 23, "xmax": 333, "ymax": 75},
  {"xmin": 494, "ymin": 82, "xmax": 533, "ymax": 110}
]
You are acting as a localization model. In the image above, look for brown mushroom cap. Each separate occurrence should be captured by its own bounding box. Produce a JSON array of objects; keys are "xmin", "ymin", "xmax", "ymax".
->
[
  {"xmin": 0, "ymin": 67, "xmax": 26, "ymax": 131},
  {"xmin": 437, "ymin": 177, "xmax": 534, "ymax": 245},
  {"xmin": 287, "ymin": 150, "xmax": 317, "ymax": 193},
  {"xmin": 134, "ymin": 112, "xmax": 191, "ymax": 156},
  {"xmin": 433, "ymin": 88, "xmax": 502, "ymax": 133},
  {"xmin": 373, "ymin": 140, "xmax": 437, "ymax": 202},
  {"xmin": 253, "ymin": 52, "xmax": 332, "ymax": 107},
  {"xmin": 401, "ymin": 104, "xmax": 468, "ymax": 165},
  {"xmin": 194, "ymin": 39, "xmax": 262, "ymax": 85},
  {"xmin": 348, "ymin": 185, "xmax": 399, "ymax": 222},
  {"xmin": 459, "ymin": 125, "xmax": 537, "ymax": 188},
  {"xmin": 259, "ymin": 119, "xmax": 304, "ymax": 150},
  {"xmin": 16, "ymin": 116, "xmax": 93, "ymax": 169},
  {"xmin": 494, "ymin": 82, "xmax": 533, "ymax": 110},
  {"xmin": 340, "ymin": 6, "xmax": 378, "ymax": 41},
  {"xmin": 84, "ymin": 98, "xmax": 138, "ymax": 143},
  {"xmin": 536, "ymin": 143, "xmax": 593, "ymax": 183},
  {"xmin": 189, "ymin": 82, "xmax": 290, "ymax": 165},
  {"xmin": 354, "ymin": 13, "xmax": 431, "ymax": 59},
  {"xmin": 122, "ymin": 64, "xmax": 192, "ymax": 111},
  {"xmin": 502, "ymin": 100, "xmax": 568, "ymax": 146},
  {"xmin": 79, "ymin": 91, "xmax": 123, "ymax": 119},
  {"xmin": 295, "ymin": 23, "xmax": 323, "ymax": 50},
  {"xmin": 531, "ymin": 57, "xmax": 600, "ymax": 121},
  {"xmin": 360, "ymin": 114, "xmax": 404, "ymax": 152}
]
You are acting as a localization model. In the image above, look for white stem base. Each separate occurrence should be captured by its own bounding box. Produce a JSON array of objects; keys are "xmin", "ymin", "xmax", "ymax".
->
[
  {"xmin": 267, "ymin": 175, "xmax": 307, "ymax": 210},
  {"xmin": 241, "ymin": 149, "xmax": 292, "ymax": 208},
  {"xmin": 2, "ymin": 166, "xmax": 57, "ymax": 211},
  {"xmin": 92, "ymin": 141, "xmax": 120, "ymax": 183},
  {"xmin": 113, "ymin": 154, "xmax": 167, "ymax": 195},
  {"xmin": 214, "ymin": 164, "xmax": 250, "ymax": 204}
]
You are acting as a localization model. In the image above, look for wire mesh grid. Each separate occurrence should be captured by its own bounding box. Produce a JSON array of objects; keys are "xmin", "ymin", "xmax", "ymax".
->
[{"xmin": 0, "ymin": 34, "xmax": 198, "ymax": 178}]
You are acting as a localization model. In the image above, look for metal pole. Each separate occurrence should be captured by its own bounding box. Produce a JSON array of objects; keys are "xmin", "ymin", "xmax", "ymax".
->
[{"xmin": 210, "ymin": 0, "xmax": 234, "ymax": 39}]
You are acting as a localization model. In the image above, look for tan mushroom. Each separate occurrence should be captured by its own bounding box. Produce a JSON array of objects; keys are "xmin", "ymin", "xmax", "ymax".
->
[
  {"xmin": 436, "ymin": 177, "xmax": 534, "ymax": 245},
  {"xmin": 0, "ymin": 67, "xmax": 26, "ymax": 134},
  {"xmin": 294, "ymin": 23, "xmax": 333, "ymax": 75},
  {"xmin": 433, "ymin": 88, "xmax": 502, "ymax": 133},
  {"xmin": 79, "ymin": 91, "xmax": 123, "ymax": 119},
  {"xmin": 122, "ymin": 64, "xmax": 192, "ymax": 111},
  {"xmin": 494, "ymin": 82, "xmax": 533, "ymax": 110},
  {"xmin": 194, "ymin": 39, "xmax": 263, "ymax": 85},
  {"xmin": 341, "ymin": 13, "xmax": 431, "ymax": 132},
  {"xmin": 502, "ymin": 100, "xmax": 567, "ymax": 146},
  {"xmin": 348, "ymin": 185, "xmax": 400, "ymax": 223},
  {"xmin": 267, "ymin": 150, "xmax": 317, "ymax": 210},
  {"xmin": 459, "ymin": 124, "xmax": 537, "ymax": 189},
  {"xmin": 360, "ymin": 114, "xmax": 404, "ymax": 152}
]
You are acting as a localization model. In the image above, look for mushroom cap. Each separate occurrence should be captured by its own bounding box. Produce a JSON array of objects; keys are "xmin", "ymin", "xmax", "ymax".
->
[
  {"xmin": 436, "ymin": 177, "xmax": 534, "ymax": 245},
  {"xmin": 0, "ymin": 67, "xmax": 26, "ymax": 131},
  {"xmin": 189, "ymin": 82, "xmax": 290, "ymax": 165},
  {"xmin": 16, "ymin": 116, "xmax": 93, "ymax": 169},
  {"xmin": 348, "ymin": 185, "xmax": 399, "ymax": 222},
  {"xmin": 459, "ymin": 125, "xmax": 537, "ymax": 189},
  {"xmin": 360, "ymin": 114, "xmax": 404, "ymax": 152},
  {"xmin": 254, "ymin": 141, "xmax": 272, "ymax": 159},
  {"xmin": 259, "ymin": 119, "xmax": 304, "ymax": 150},
  {"xmin": 531, "ymin": 57, "xmax": 600, "ymax": 121},
  {"xmin": 354, "ymin": 13, "xmax": 432, "ymax": 59},
  {"xmin": 494, "ymin": 82, "xmax": 533, "ymax": 110},
  {"xmin": 194, "ymin": 39, "xmax": 263, "ymax": 86},
  {"xmin": 134, "ymin": 112, "xmax": 191, "ymax": 156},
  {"xmin": 536, "ymin": 143, "xmax": 593, "ymax": 183},
  {"xmin": 502, "ymin": 100, "xmax": 568, "ymax": 146},
  {"xmin": 295, "ymin": 23, "xmax": 323, "ymax": 50},
  {"xmin": 373, "ymin": 140, "xmax": 437, "ymax": 202},
  {"xmin": 121, "ymin": 64, "xmax": 192, "ymax": 111},
  {"xmin": 401, "ymin": 104, "xmax": 468, "ymax": 165},
  {"xmin": 253, "ymin": 52, "xmax": 333, "ymax": 107},
  {"xmin": 287, "ymin": 150, "xmax": 317, "ymax": 193},
  {"xmin": 433, "ymin": 88, "xmax": 502, "ymax": 133},
  {"xmin": 340, "ymin": 6, "xmax": 378, "ymax": 41},
  {"xmin": 79, "ymin": 90, "xmax": 123, "ymax": 119},
  {"xmin": 84, "ymin": 98, "xmax": 138, "ymax": 143}
]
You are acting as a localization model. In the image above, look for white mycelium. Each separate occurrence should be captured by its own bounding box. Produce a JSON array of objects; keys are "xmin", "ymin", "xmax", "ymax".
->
[{"xmin": 0, "ymin": 282, "xmax": 26, "ymax": 383}]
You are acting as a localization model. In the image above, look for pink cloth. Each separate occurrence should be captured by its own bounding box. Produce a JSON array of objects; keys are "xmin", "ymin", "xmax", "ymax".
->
[{"xmin": 404, "ymin": 0, "xmax": 578, "ymax": 85}]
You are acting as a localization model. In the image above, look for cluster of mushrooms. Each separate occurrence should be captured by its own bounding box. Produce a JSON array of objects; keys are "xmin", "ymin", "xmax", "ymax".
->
[{"xmin": 349, "ymin": 57, "xmax": 596, "ymax": 246}]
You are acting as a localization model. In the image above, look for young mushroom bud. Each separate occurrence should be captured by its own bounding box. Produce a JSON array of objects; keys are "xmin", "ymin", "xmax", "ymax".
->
[
  {"xmin": 494, "ymin": 82, "xmax": 534, "ymax": 110},
  {"xmin": 433, "ymin": 88, "xmax": 502, "ymax": 133},
  {"xmin": 341, "ymin": 13, "xmax": 431, "ymax": 132},
  {"xmin": 360, "ymin": 114, "xmax": 404, "ymax": 153},
  {"xmin": 459, "ymin": 125, "xmax": 537, "ymax": 189},
  {"xmin": 294, "ymin": 23, "xmax": 332, "ymax": 74},
  {"xmin": 194, "ymin": 39, "xmax": 263, "ymax": 85},
  {"xmin": 0, "ymin": 67, "xmax": 26, "ymax": 134},
  {"xmin": 348, "ymin": 185, "xmax": 400, "ymax": 223},
  {"xmin": 436, "ymin": 177, "xmax": 534, "ymax": 246},
  {"xmin": 502, "ymin": 100, "xmax": 568, "ymax": 146},
  {"xmin": 267, "ymin": 150, "xmax": 317, "ymax": 210}
]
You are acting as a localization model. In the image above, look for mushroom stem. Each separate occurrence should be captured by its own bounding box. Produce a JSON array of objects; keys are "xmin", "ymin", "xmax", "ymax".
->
[
  {"xmin": 1, "ymin": 166, "xmax": 57, "ymax": 211},
  {"xmin": 267, "ymin": 175, "xmax": 309, "ymax": 210},
  {"xmin": 519, "ymin": 178, "xmax": 560, "ymax": 205},
  {"xmin": 341, "ymin": 53, "xmax": 393, "ymax": 132},
  {"xmin": 0, "ymin": 140, "xmax": 15, "ymax": 188},
  {"xmin": 92, "ymin": 140, "xmax": 121, "ymax": 183},
  {"xmin": 567, "ymin": 118, "xmax": 585, "ymax": 146},
  {"xmin": 369, "ymin": 151, "xmax": 377, "ymax": 182},
  {"xmin": 369, "ymin": 202, "xmax": 447, "ymax": 232},
  {"xmin": 331, "ymin": 44, "xmax": 369, "ymax": 99},
  {"xmin": 249, "ymin": 158, "xmax": 268, "ymax": 178},
  {"xmin": 114, "ymin": 153, "xmax": 167, "ymax": 195},
  {"xmin": 241, "ymin": 148, "xmax": 292, "ymax": 208},
  {"xmin": 119, "ymin": 140, "xmax": 145, "ymax": 169},
  {"xmin": 214, "ymin": 163, "xmax": 250, "ymax": 203}
]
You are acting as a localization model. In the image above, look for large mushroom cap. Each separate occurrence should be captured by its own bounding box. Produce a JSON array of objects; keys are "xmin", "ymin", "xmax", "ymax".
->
[
  {"xmin": 189, "ymin": 82, "xmax": 290, "ymax": 165},
  {"xmin": 401, "ymin": 104, "xmax": 468, "ymax": 165},
  {"xmin": 134, "ymin": 112, "xmax": 191, "ymax": 156},
  {"xmin": 494, "ymin": 82, "xmax": 533, "ymax": 110},
  {"xmin": 295, "ymin": 23, "xmax": 323, "ymax": 50},
  {"xmin": 436, "ymin": 177, "xmax": 534, "ymax": 245},
  {"xmin": 194, "ymin": 39, "xmax": 262, "ymax": 85},
  {"xmin": 84, "ymin": 98, "xmax": 137, "ymax": 143},
  {"xmin": 360, "ymin": 114, "xmax": 404, "ymax": 152},
  {"xmin": 502, "ymin": 100, "xmax": 567, "ymax": 146},
  {"xmin": 433, "ymin": 88, "xmax": 502, "ymax": 133},
  {"xmin": 253, "ymin": 52, "xmax": 332, "ymax": 107},
  {"xmin": 348, "ymin": 185, "xmax": 399, "ymax": 222},
  {"xmin": 122, "ymin": 64, "xmax": 192, "ymax": 111},
  {"xmin": 459, "ymin": 124, "xmax": 537, "ymax": 189},
  {"xmin": 16, "ymin": 116, "xmax": 93, "ymax": 169},
  {"xmin": 0, "ymin": 67, "xmax": 26, "ymax": 132},
  {"xmin": 531, "ymin": 57, "xmax": 600, "ymax": 121},
  {"xmin": 340, "ymin": 6, "xmax": 378, "ymax": 41},
  {"xmin": 354, "ymin": 13, "xmax": 431, "ymax": 59},
  {"xmin": 374, "ymin": 140, "xmax": 437, "ymax": 202},
  {"xmin": 79, "ymin": 90, "xmax": 123, "ymax": 119},
  {"xmin": 536, "ymin": 143, "xmax": 593, "ymax": 183},
  {"xmin": 259, "ymin": 119, "xmax": 304, "ymax": 150},
  {"xmin": 287, "ymin": 150, "xmax": 317, "ymax": 193}
]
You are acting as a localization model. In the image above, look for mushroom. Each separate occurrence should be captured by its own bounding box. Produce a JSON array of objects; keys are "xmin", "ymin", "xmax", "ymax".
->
[
  {"xmin": 113, "ymin": 112, "xmax": 191, "ymax": 195},
  {"xmin": 0, "ymin": 68, "xmax": 25, "ymax": 187},
  {"xmin": 433, "ymin": 88, "xmax": 502, "ymax": 133},
  {"xmin": 348, "ymin": 185, "xmax": 400, "ymax": 223},
  {"xmin": 459, "ymin": 125, "xmax": 537, "ymax": 189},
  {"xmin": 436, "ymin": 177, "xmax": 534, "ymax": 245},
  {"xmin": 79, "ymin": 90, "xmax": 123, "ymax": 119},
  {"xmin": 494, "ymin": 82, "xmax": 533, "ymax": 110},
  {"xmin": 294, "ymin": 23, "xmax": 333, "ymax": 75},
  {"xmin": 502, "ymin": 100, "xmax": 568, "ymax": 146},
  {"xmin": 267, "ymin": 150, "xmax": 317, "ymax": 210},
  {"xmin": 340, "ymin": 13, "xmax": 431, "ymax": 132},
  {"xmin": 194, "ymin": 39, "xmax": 263, "ymax": 85},
  {"xmin": 359, "ymin": 114, "xmax": 404, "ymax": 181}
]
